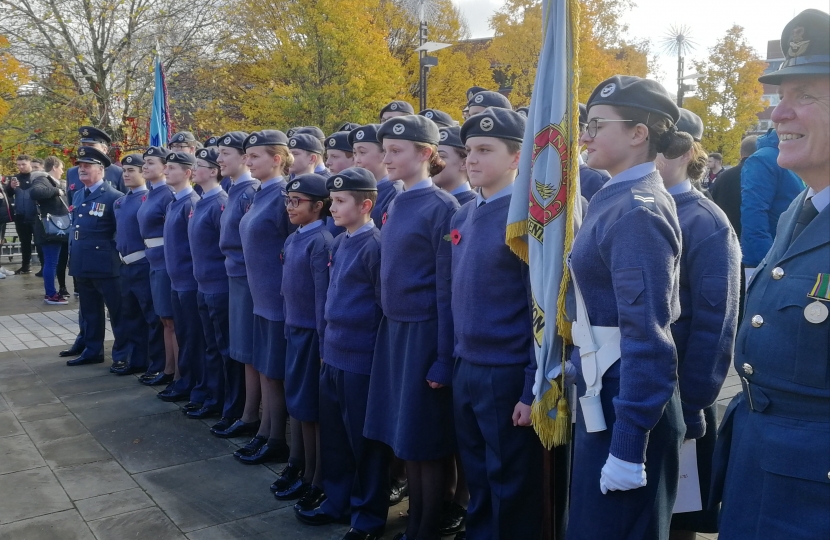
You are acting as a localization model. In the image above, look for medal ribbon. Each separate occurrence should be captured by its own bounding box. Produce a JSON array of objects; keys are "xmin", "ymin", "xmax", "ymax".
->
[{"xmin": 808, "ymin": 273, "xmax": 830, "ymax": 301}]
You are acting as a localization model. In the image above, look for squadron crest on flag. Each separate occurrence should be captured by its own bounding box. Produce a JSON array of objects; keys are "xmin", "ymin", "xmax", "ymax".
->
[{"xmin": 527, "ymin": 119, "xmax": 571, "ymax": 243}]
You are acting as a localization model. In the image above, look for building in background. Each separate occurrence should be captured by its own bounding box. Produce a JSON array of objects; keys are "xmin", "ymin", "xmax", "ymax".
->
[{"xmin": 751, "ymin": 40, "xmax": 784, "ymax": 135}]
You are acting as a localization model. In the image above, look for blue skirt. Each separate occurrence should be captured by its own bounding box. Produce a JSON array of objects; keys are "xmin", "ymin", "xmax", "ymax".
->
[
  {"xmin": 228, "ymin": 275, "xmax": 255, "ymax": 364},
  {"xmin": 252, "ymin": 315, "xmax": 287, "ymax": 380},
  {"xmin": 285, "ymin": 326, "xmax": 320, "ymax": 422},
  {"xmin": 149, "ymin": 267, "xmax": 173, "ymax": 319},
  {"xmin": 364, "ymin": 317, "xmax": 454, "ymax": 461}
]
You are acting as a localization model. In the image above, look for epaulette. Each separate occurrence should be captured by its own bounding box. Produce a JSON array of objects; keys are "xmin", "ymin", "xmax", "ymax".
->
[{"xmin": 630, "ymin": 186, "xmax": 656, "ymax": 210}]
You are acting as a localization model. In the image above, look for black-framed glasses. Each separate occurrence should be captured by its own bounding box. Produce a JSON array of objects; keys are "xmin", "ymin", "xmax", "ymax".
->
[
  {"xmin": 284, "ymin": 196, "xmax": 314, "ymax": 208},
  {"xmin": 585, "ymin": 118, "xmax": 633, "ymax": 138}
]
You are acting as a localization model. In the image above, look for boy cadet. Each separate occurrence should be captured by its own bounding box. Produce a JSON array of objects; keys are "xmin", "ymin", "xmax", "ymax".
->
[
  {"xmin": 111, "ymin": 154, "xmax": 165, "ymax": 376},
  {"xmin": 324, "ymin": 132, "xmax": 355, "ymax": 175},
  {"xmin": 296, "ymin": 167, "xmax": 390, "ymax": 540},
  {"xmin": 289, "ymin": 134, "xmax": 330, "ymax": 180},
  {"xmin": 348, "ymin": 124, "xmax": 403, "ymax": 229},
  {"xmin": 466, "ymin": 91, "xmax": 513, "ymax": 117},
  {"xmin": 450, "ymin": 108, "xmax": 542, "ymax": 539},
  {"xmin": 168, "ymin": 131, "xmax": 202, "ymax": 154}
]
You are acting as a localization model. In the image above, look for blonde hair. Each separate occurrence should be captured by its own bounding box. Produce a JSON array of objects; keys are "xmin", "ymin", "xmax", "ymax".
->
[
  {"xmin": 264, "ymin": 145, "xmax": 294, "ymax": 177},
  {"xmin": 686, "ymin": 142, "xmax": 708, "ymax": 181},
  {"xmin": 414, "ymin": 142, "xmax": 446, "ymax": 177}
]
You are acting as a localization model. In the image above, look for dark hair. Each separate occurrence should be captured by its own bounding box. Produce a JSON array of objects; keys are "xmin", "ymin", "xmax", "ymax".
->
[
  {"xmin": 710, "ymin": 152, "xmax": 723, "ymax": 162},
  {"xmin": 309, "ymin": 196, "xmax": 332, "ymax": 218},
  {"xmin": 451, "ymin": 147, "xmax": 468, "ymax": 160},
  {"xmin": 613, "ymin": 106, "xmax": 693, "ymax": 160},
  {"xmin": 31, "ymin": 158, "xmax": 44, "ymax": 165},
  {"xmin": 686, "ymin": 142, "xmax": 708, "ymax": 182},
  {"xmin": 16, "ymin": 154, "xmax": 31, "ymax": 162},
  {"xmin": 341, "ymin": 190, "xmax": 378, "ymax": 210},
  {"xmin": 414, "ymin": 142, "xmax": 446, "ymax": 176},
  {"xmin": 43, "ymin": 156, "xmax": 63, "ymax": 172}
]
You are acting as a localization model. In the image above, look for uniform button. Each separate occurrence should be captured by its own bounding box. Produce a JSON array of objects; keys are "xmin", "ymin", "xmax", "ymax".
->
[
  {"xmin": 771, "ymin": 267, "xmax": 785, "ymax": 280},
  {"xmin": 742, "ymin": 363, "xmax": 754, "ymax": 375},
  {"xmin": 827, "ymin": 471, "xmax": 830, "ymax": 480},
  {"xmin": 78, "ymin": 213, "xmax": 83, "ymax": 217},
  {"xmin": 82, "ymin": 203, "xmax": 87, "ymax": 207},
  {"xmin": 95, "ymin": 246, "xmax": 99, "ymax": 250},
  {"xmin": 751, "ymin": 315, "xmax": 764, "ymax": 328},
  {"xmin": 75, "ymin": 225, "xmax": 79, "ymax": 229}
]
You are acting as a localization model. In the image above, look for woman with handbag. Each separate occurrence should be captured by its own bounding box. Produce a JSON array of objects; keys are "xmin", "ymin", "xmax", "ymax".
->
[{"xmin": 30, "ymin": 170, "xmax": 70, "ymax": 305}]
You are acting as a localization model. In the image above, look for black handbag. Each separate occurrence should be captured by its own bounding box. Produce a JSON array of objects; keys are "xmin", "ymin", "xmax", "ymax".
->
[{"xmin": 36, "ymin": 192, "xmax": 71, "ymax": 243}]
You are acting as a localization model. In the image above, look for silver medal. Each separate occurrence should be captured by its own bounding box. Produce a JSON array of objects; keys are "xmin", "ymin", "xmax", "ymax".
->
[{"xmin": 804, "ymin": 301, "xmax": 829, "ymax": 324}]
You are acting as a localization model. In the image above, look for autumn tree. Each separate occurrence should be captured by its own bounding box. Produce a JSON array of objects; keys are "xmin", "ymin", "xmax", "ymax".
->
[
  {"xmin": 0, "ymin": 35, "xmax": 28, "ymax": 123},
  {"xmin": 685, "ymin": 25, "xmax": 766, "ymax": 164}
]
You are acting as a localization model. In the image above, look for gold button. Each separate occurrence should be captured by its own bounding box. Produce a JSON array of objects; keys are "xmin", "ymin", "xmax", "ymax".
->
[
  {"xmin": 771, "ymin": 267, "xmax": 785, "ymax": 280},
  {"xmin": 751, "ymin": 315, "xmax": 764, "ymax": 328},
  {"xmin": 742, "ymin": 363, "xmax": 754, "ymax": 375}
]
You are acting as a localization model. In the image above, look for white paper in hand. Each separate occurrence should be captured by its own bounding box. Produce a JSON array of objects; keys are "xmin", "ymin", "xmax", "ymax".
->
[{"xmin": 672, "ymin": 439, "xmax": 703, "ymax": 514}]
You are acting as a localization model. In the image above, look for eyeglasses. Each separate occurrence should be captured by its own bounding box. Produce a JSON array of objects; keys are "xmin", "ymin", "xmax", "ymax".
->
[
  {"xmin": 284, "ymin": 196, "xmax": 314, "ymax": 208},
  {"xmin": 585, "ymin": 118, "xmax": 633, "ymax": 138}
]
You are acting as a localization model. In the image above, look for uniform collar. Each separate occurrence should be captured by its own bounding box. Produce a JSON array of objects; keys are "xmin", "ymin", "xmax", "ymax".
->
[
  {"xmin": 807, "ymin": 185, "xmax": 830, "ymax": 214},
  {"xmin": 475, "ymin": 183, "xmax": 513, "ymax": 207},
  {"xmin": 174, "ymin": 185, "xmax": 194, "ymax": 200},
  {"xmin": 150, "ymin": 178, "xmax": 167, "ymax": 189},
  {"xmin": 130, "ymin": 185, "xmax": 148, "ymax": 195},
  {"xmin": 297, "ymin": 219, "xmax": 324, "ymax": 234},
  {"xmin": 201, "ymin": 186, "xmax": 222, "ymax": 199},
  {"xmin": 666, "ymin": 179, "xmax": 692, "ymax": 195},
  {"xmin": 232, "ymin": 172, "xmax": 253, "ymax": 185},
  {"xmin": 377, "ymin": 176, "xmax": 389, "ymax": 186},
  {"xmin": 450, "ymin": 182, "xmax": 472, "ymax": 195},
  {"xmin": 346, "ymin": 220, "xmax": 375, "ymax": 238},
  {"xmin": 260, "ymin": 177, "xmax": 283, "ymax": 190},
  {"xmin": 408, "ymin": 178, "xmax": 433, "ymax": 191},
  {"xmin": 604, "ymin": 162, "xmax": 656, "ymax": 188},
  {"xmin": 88, "ymin": 180, "xmax": 104, "ymax": 194},
  {"xmin": 314, "ymin": 164, "xmax": 328, "ymax": 174}
]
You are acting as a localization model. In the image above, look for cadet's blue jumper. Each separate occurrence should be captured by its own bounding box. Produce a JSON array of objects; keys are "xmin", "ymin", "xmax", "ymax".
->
[{"xmin": 371, "ymin": 177, "xmax": 403, "ymax": 229}]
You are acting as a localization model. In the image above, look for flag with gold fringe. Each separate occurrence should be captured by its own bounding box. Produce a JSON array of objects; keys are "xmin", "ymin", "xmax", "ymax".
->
[{"xmin": 505, "ymin": 0, "xmax": 581, "ymax": 450}]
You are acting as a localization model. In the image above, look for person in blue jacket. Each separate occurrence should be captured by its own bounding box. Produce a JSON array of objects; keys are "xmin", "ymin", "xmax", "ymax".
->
[
  {"xmin": 349, "ymin": 124, "xmax": 403, "ymax": 229},
  {"xmin": 740, "ymin": 128, "xmax": 804, "ymax": 278},
  {"xmin": 65, "ymin": 126, "xmax": 125, "ymax": 205},
  {"xmin": 712, "ymin": 10, "xmax": 830, "ymax": 540},
  {"xmin": 364, "ymin": 115, "xmax": 460, "ymax": 540},
  {"xmin": 433, "ymin": 126, "xmax": 475, "ymax": 205},
  {"xmin": 655, "ymin": 109, "xmax": 741, "ymax": 539},
  {"xmin": 111, "ymin": 154, "xmax": 164, "ymax": 378},
  {"xmin": 288, "ymin": 134, "xmax": 329, "ymax": 180},
  {"xmin": 233, "ymin": 131, "xmax": 293, "ymax": 465},
  {"xmin": 567, "ymin": 76, "xmax": 691, "ymax": 540}
]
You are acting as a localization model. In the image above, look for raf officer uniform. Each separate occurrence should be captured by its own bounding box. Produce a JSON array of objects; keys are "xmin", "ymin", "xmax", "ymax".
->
[{"xmin": 65, "ymin": 126, "xmax": 125, "ymax": 204}]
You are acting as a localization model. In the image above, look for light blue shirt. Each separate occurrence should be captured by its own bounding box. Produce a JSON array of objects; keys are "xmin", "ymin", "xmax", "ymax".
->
[
  {"xmin": 475, "ymin": 183, "xmax": 513, "ymax": 207},
  {"xmin": 201, "ymin": 186, "xmax": 223, "ymax": 199},
  {"xmin": 174, "ymin": 185, "xmax": 194, "ymax": 200},
  {"xmin": 298, "ymin": 219, "xmax": 324, "ymax": 234},
  {"xmin": 260, "ymin": 177, "xmax": 283, "ymax": 190},
  {"xmin": 604, "ymin": 162, "xmax": 657, "ymax": 189},
  {"xmin": 808, "ymin": 186, "xmax": 829, "ymax": 214},
  {"xmin": 314, "ymin": 164, "xmax": 328, "ymax": 174},
  {"xmin": 666, "ymin": 179, "xmax": 692, "ymax": 195},
  {"xmin": 87, "ymin": 180, "xmax": 104, "ymax": 194},
  {"xmin": 347, "ymin": 220, "xmax": 376, "ymax": 238},
  {"xmin": 450, "ymin": 183, "xmax": 472, "ymax": 195},
  {"xmin": 150, "ymin": 178, "xmax": 167, "ymax": 189},
  {"xmin": 232, "ymin": 172, "xmax": 252, "ymax": 186},
  {"xmin": 408, "ymin": 178, "xmax": 433, "ymax": 191},
  {"xmin": 130, "ymin": 186, "xmax": 148, "ymax": 195}
]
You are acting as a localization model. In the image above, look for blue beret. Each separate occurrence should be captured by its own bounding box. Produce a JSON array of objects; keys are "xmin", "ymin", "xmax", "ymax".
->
[
  {"xmin": 466, "ymin": 86, "xmax": 488, "ymax": 102},
  {"xmin": 120, "ymin": 154, "xmax": 144, "ymax": 168},
  {"xmin": 170, "ymin": 131, "xmax": 197, "ymax": 144},
  {"xmin": 143, "ymin": 146, "xmax": 171, "ymax": 161},
  {"xmin": 326, "ymin": 167, "xmax": 377, "ymax": 192},
  {"xmin": 293, "ymin": 126, "xmax": 325, "ymax": 142},
  {"xmin": 348, "ymin": 124, "xmax": 381, "ymax": 146},
  {"xmin": 195, "ymin": 147, "xmax": 220, "ymax": 167},
  {"xmin": 461, "ymin": 107, "xmax": 526, "ymax": 143},
  {"xmin": 676, "ymin": 109, "xmax": 704, "ymax": 142},
  {"xmin": 78, "ymin": 126, "xmax": 111, "ymax": 145},
  {"xmin": 287, "ymin": 173, "xmax": 329, "ymax": 198},
  {"xmin": 380, "ymin": 100, "xmax": 415, "ymax": 117},
  {"xmin": 337, "ymin": 122, "xmax": 362, "ymax": 132},
  {"xmin": 760, "ymin": 9, "xmax": 830, "ymax": 84},
  {"xmin": 377, "ymin": 115, "xmax": 440, "ymax": 145},
  {"xmin": 288, "ymin": 134, "xmax": 325, "ymax": 154},
  {"xmin": 515, "ymin": 107, "xmax": 529, "ymax": 118},
  {"xmin": 419, "ymin": 109, "xmax": 456, "ymax": 127},
  {"xmin": 579, "ymin": 103, "xmax": 588, "ymax": 125},
  {"xmin": 467, "ymin": 91, "xmax": 512, "ymax": 110},
  {"xmin": 204, "ymin": 136, "xmax": 220, "ymax": 148},
  {"xmin": 218, "ymin": 131, "xmax": 249, "ymax": 150},
  {"xmin": 244, "ymin": 129, "xmax": 288, "ymax": 150},
  {"xmin": 75, "ymin": 146, "xmax": 111, "ymax": 168},
  {"xmin": 325, "ymin": 131, "xmax": 353, "ymax": 153},
  {"xmin": 166, "ymin": 151, "xmax": 196, "ymax": 167},
  {"xmin": 438, "ymin": 126, "xmax": 465, "ymax": 150},
  {"xmin": 587, "ymin": 75, "xmax": 680, "ymax": 124}
]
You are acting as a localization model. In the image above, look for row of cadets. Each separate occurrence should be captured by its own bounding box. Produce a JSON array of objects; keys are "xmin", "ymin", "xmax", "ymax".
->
[
  {"xmin": 450, "ymin": 107, "xmax": 543, "ymax": 539},
  {"xmin": 348, "ymin": 124, "xmax": 403, "ymax": 229},
  {"xmin": 566, "ymin": 76, "xmax": 691, "ymax": 539},
  {"xmin": 110, "ymin": 153, "xmax": 165, "ymax": 377},
  {"xmin": 185, "ymin": 146, "xmax": 230, "ymax": 419},
  {"xmin": 657, "ymin": 109, "xmax": 741, "ymax": 538},
  {"xmin": 364, "ymin": 115, "xmax": 460, "ymax": 540},
  {"xmin": 157, "ymin": 151, "xmax": 204, "ymax": 403},
  {"xmin": 136, "ymin": 146, "xmax": 178, "ymax": 386},
  {"xmin": 233, "ymin": 130, "xmax": 293, "ymax": 464},
  {"xmin": 212, "ymin": 131, "xmax": 262, "ymax": 439}
]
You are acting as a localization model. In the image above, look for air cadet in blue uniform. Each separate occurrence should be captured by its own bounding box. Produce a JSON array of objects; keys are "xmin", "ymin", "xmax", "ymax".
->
[
  {"xmin": 65, "ymin": 126, "xmax": 125, "ymax": 204},
  {"xmin": 450, "ymin": 108, "xmax": 542, "ymax": 540},
  {"xmin": 288, "ymin": 134, "xmax": 330, "ymax": 181},
  {"xmin": 655, "ymin": 109, "xmax": 741, "ymax": 538},
  {"xmin": 578, "ymin": 103, "xmax": 611, "ymax": 201},
  {"xmin": 323, "ymin": 132, "xmax": 352, "ymax": 236},
  {"xmin": 434, "ymin": 126, "xmax": 476, "ymax": 205},
  {"xmin": 294, "ymin": 168, "xmax": 390, "ymax": 540},
  {"xmin": 136, "ymin": 146, "xmax": 177, "ymax": 387},
  {"xmin": 566, "ymin": 76, "xmax": 692, "ymax": 540},
  {"xmin": 348, "ymin": 124, "xmax": 403, "ymax": 229},
  {"xmin": 157, "ymin": 151, "xmax": 205, "ymax": 403},
  {"xmin": 712, "ymin": 10, "xmax": 830, "ymax": 540},
  {"xmin": 66, "ymin": 147, "xmax": 129, "ymax": 367},
  {"xmin": 462, "ymin": 86, "xmax": 487, "ymax": 120},
  {"xmin": 204, "ymin": 136, "xmax": 233, "ymax": 193},
  {"xmin": 379, "ymin": 100, "xmax": 415, "ymax": 123},
  {"xmin": 419, "ymin": 109, "xmax": 457, "ymax": 128},
  {"xmin": 111, "ymin": 153, "xmax": 165, "ymax": 377},
  {"xmin": 466, "ymin": 91, "xmax": 512, "ymax": 116}
]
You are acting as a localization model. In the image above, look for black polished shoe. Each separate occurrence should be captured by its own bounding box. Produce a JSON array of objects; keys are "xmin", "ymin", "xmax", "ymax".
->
[
  {"xmin": 275, "ymin": 478, "xmax": 309, "ymax": 501},
  {"xmin": 58, "ymin": 345, "xmax": 84, "ymax": 358},
  {"xmin": 234, "ymin": 435, "xmax": 268, "ymax": 458},
  {"xmin": 294, "ymin": 499, "xmax": 337, "ymax": 526},
  {"xmin": 210, "ymin": 417, "xmax": 236, "ymax": 434},
  {"xmin": 156, "ymin": 388, "xmax": 189, "ymax": 402},
  {"xmin": 343, "ymin": 528, "xmax": 381, "ymax": 540},
  {"xmin": 181, "ymin": 402, "xmax": 202, "ymax": 413},
  {"xmin": 14, "ymin": 267, "xmax": 31, "ymax": 275},
  {"xmin": 142, "ymin": 372, "xmax": 174, "ymax": 386},
  {"xmin": 186, "ymin": 406, "xmax": 220, "ymax": 419},
  {"xmin": 112, "ymin": 365, "xmax": 146, "ymax": 376},
  {"xmin": 139, "ymin": 371, "xmax": 158, "ymax": 381},
  {"xmin": 295, "ymin": 484, "xmax": 327, "ymax": 512},
  {"xmin": 438, "ymin": 501, "xmax": 467, "ymax": 536},
  {"xmin": 58, "ymin": 287, "xmax": 70, "ymax": 298},
  {"xmin": 211, "ymin": 419, "xmax": 260, "ymax": 439},
  {"xmin": 389, "ymin": 478, "xmax": 409, "ymax": 505},
  {"xmin": 66, "ymin": 355, "xmax": 105, "ymax": 366},
  {"xmin": 34, "ymin": 269, "xmax": 43, "ymax": 277},
  {"xmin": 270, "ymin": 463, "xmax": 304, "ymax": 494},
  {"xmin": 109, "ymin": 361, "xmax": 127, "ymax": 373},
  {"xmin": 235, "ymin": 441, "xmax": 289, "ymax": 465}
]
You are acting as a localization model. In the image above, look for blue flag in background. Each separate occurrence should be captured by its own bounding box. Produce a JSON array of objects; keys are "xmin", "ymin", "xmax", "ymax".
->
[{"xmin": 149, "ymin": 54, "xmax": 171, "ymax": 147}]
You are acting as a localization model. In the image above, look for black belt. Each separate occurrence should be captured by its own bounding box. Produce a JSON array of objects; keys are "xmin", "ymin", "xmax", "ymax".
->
[{"xmin": 741, "ymin": 378, "xmax": 830, "ymax": 423}]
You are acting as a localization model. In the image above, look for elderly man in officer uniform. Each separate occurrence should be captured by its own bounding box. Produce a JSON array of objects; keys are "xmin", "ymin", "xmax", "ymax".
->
[
  {"xmin": 65, "ymin": 126, "xmax": 125, "ymax": 204},
  {"xmin": 65, "ymin": 147, "xmax": 129, "ymax": 367},
  {"xmin": 712, "ymin": 9, "xmax": 830, "ymax": 540}
]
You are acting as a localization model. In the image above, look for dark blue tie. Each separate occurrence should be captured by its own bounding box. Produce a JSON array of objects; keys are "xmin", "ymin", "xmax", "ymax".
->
[{"xmin": 790, "ymin": 197, "xmax": 818, "ymax": 245}]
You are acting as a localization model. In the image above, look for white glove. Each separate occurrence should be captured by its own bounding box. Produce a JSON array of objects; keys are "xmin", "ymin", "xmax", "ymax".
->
[
  {"xmin": 600, "ymin": 454, "xmax": 646, "ymax": 494},
  {"xmin": 547, "ymin": 360, "xmax": 577, "ymax": 386}
]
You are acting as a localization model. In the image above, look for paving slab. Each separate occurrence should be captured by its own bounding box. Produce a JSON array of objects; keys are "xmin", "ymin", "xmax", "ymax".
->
[
  {"xmin": 22, "ymin": 414, "xmax": 87, "ymax": 445},
  {"xmin": 0, "ymin": 411, "xmax": 24, "ymax": 438},
  {"xmin": 87, "ymin": 507, "xmax": 187, "ymax": 540},
  {"xmin": 0, "ymin": 434, "xmax": 47, "ymax": 474},
  {"xmin": 53, "ymin": 459, "xmax": 137, "ymax": 501},
  {"xmin": 36, "ymin": 433, "xmax": 111, "ymax": 469},
  {"xmin": 0, "ymin": 467, "xmax": 72, "ymax": 525},
  {"xmin": 0, "ymin": 509, "xmax": 96, "ymax": 540},
  {"xmin": 185, "ymin": 508, "xmax": 347, "ymax": 540},
  {"xmin": 74, "ymin": 487, "xmax": 156, "ymax": 522},
  {"xmin": 13, "ymin": 402, "xmax": 71, "ymax": 423}
]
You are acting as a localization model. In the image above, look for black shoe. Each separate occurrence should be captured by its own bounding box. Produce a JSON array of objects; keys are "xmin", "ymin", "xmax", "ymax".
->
[
  {"xmin": 392, "ymin": 534, "xmax": 411, "ymax": 540},
  {"xmin": 112, "ymin": 365, "xmax": 146, "ymax": 376},
  {"xmin": 210, "ymin": 417, "xmax": 236, "ymax": 434},
  {"xmin": 109, "ymin": 361, "xmax": 127, "ymax": 373},
  {"xmin": 211, "ymin": 419, "xmax": 260, "ymax": 439},
  {"xmin": 343, "ymin": 528, "xmax": 381, "ymax": 540},
  {"xmin": 181, "ymin": 402, "xmax": 202, "ymax": 413},
  {"xmin": 235, "ymin": 441, "xmax": 289, "ymax": 465},
  {"xmin": 34, "ymin": 270, "xmax": 43, "ymax": 277},
  {"xmin": 59, "ymin": 346, "xmax": 84, "ymax": 358},
  {"xmin": 389, "ymin": 478, "xmax": 409, "ymax": 505},
  {"xmin": 454, "ymin": 533, "xmax": 466, "ymax": 540},
  {"xmin": 66, "ymin": 355, "xmax": 104, "ymax": 366},
  {"xmin": 295, "ymin": 484, "xmax": 327, "ymax": 512},
  {"xmin": 294, "ymin": 497, "xmax": 336, "ymax": 526},
  {"xmin": 58, "ymin": 287, "xmax": 70, "ymax": 298},
  {"xmin": 186, "ymin": 406, "xmax": 220, "ymax": 419},
  {"xmin": 14, "ymin": 267, "xmax": 30, "ymax": 275},
  {"xmin": 270, "ymin": 463, "xmax": 304, "ymax": 494},
  {"xmin": 234, "ymin": 435, "xmax": 268, "ymax": 458},
  {"xmin": 275, "ymin": 478, "xmax": 309, "ymax": 501},
  {"xmin": 142, "ymin": 372, "xmax": 174, "ymax": 386},
  {"xmin": 438, "ymin": 501, "xmax": 467, "ymax": 536},
  {"xmin": 156, "ymin": 388, "xmax": 189, "ymax": 402}
]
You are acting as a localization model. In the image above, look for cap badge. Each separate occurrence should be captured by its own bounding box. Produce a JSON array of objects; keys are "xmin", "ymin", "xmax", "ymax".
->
[
  {"xmin": 224, "ymin": 137, "xmax": 232, "ymax": 145},
  {"xmin": 176, "ymin": 134, "xmax": 184, "ymax": 141},
  {"xmin": 82, "ymin": 128, "xmax": 89, "ymax": 136},
  {"xmin": 79, "ymin": 148, "xmax": 86, "ymax": 155},
  {"xmin": 467, "ymin": 91, "xmax": 474, "ymax": 100},
  {"xmin": 198, "ymin": 150, "xmax": 206, "ymax": 158},
  {"xmin": 147, "ymin": 148, "xmax": 154, "ymax": 154},
  {"xmin": 209, "ymin": 137, "xmax": 217, "ymax": 144},
  {"xmin": 291, "ymin": 181, "xmax": 300, "ymax": 190},
  {"xmin": 474, "ymin": 94, "xmax": 484, "ymax": 104},
  {"xmin": 390, "ymin": 103, "xmax": 398, "ymax": 111},
  {"xmin": 439, "ymin": 130, "xmax": 448, "ymax": 142},
  {"xmin": 600, "ymin": 83, "xmax": 616, "ymax": 97},
  {"xmin": 125, "ymin": 156, "xmax": 133, "ymax": 163},
  {"xmin": 289, "ymin": 139, "xmax": 297, "ymax": 147},
  {"xmin": 249, "ymin": 135, "xmax": 258, "ymax": 144},
  {"xmin": 392, "ymin": 123, "xmax": 405, "ymax": 135},
  {"xmin": 480, "ymin": 118, "xmax": 494, "ymax": 131},
  {"xmin": 788, "ymin": 26, "xmax": 809, "ymax": 57},
  {"xmin": 333, "ymin": 177, "xmax": 343, "ymax": 188},
  {"xmin": 355, "ymin": 130, "xmax": 365, "ymax": 141},
  {"xmin": 425, "ymin": 111, "xmax": 433, "ymax": 119},
  {"xmin": 329, "ymin": 138, "xmax": 336, "ymax": 147}
]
